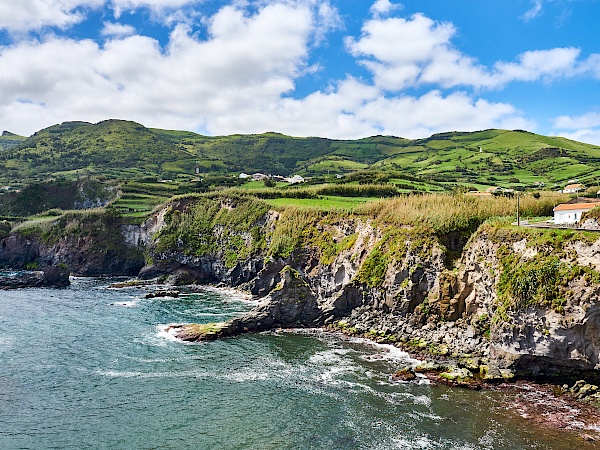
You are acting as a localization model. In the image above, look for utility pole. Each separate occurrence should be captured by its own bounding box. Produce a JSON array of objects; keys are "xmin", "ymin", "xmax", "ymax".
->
[{"xmin": 517, "ymin": 191, "xmax": 520, "ymax": 226}]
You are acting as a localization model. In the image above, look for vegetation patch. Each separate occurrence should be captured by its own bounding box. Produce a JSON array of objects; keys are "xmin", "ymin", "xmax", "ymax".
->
[
  {"xmin": 356, "ymin": 227, "xmax": 437, "ymax": 288},
  {"xmin": 488, "ymin": 223, "xmax": 600, "ymax": 322},
  {"xmin": 155, "ymin": 195, "xmax": 269, "ymax": 267}
]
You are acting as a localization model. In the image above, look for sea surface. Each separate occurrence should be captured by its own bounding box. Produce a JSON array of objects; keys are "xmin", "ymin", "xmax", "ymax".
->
[{"xmin": 0, "ymin": 278, "xmax": 592, "ymax": 449}]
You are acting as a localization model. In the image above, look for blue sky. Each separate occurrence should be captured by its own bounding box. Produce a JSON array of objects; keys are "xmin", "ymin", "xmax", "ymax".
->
[{"xmin": 1, "ymin": 0, "xmax": 600, "ymax": 144}]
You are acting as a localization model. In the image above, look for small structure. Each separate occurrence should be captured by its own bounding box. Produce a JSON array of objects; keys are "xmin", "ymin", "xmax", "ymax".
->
[
  {"xmin": 252, "ymin": 173, "xmax": 269, "ymax": 181},
  {"xmin": 238, "ymin": 173, "xmax": 251, "ymax": 179},
  {"xmin": 562, "ymin": 183, "xmax": 585, "ymax": 194},
  {"xmin": 553, "ymin": 202, "xmax": 600, "ymax": 224},
  {"xmin": 285, "ymin": 175, "xmax": 305, "ymax": 184}
]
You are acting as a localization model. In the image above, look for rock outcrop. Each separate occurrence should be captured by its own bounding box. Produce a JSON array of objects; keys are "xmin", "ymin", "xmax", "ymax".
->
[
  {"xmin": 0, "ymin": 265, "xmax": 70, "ymax": 289},
  {"xmin": 0, "ymin": 212, "xmax": 144, "ymax": 276}
]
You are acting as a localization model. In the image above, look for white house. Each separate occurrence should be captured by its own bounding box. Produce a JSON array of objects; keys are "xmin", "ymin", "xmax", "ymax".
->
[
  {"xmin": 285, "ymin": 175, "xmax": 305, "ymax": 184},
  {"xmin": 562, "ymin": 183, "xmax": 585, "ymax": 194},
  {"xmin": 238, "ymin": 173, "xmax": 251, "ymax": 179},
  {"xmin": 251, "ymin": 173, "xmax": 269, "ymax": 181},
  {"xmin": 553, "ymin": 202, "xmax": 600, "ymax": 224}
]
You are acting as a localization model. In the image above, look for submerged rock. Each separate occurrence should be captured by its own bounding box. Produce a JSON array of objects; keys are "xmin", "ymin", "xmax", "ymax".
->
[{"xmin": 144, "ymin": 290, "xmax": 179, "ymax": 299}]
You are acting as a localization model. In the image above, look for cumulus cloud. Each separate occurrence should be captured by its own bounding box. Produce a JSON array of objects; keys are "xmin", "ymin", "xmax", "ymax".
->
[
  {"xmin": 370, "ymin": 0, "xmax": 402, "ymax": 18},
  {"xmin": 0, "ymin": 0, "xmax": 103, "ymax": 32},
  {"xmin": 101, "ymin": 22, "xmax": 136, "ymax": 37},
  {"xmin": 203, "ymin": 78, "xmax": 532, "ymax": 139},
  {"xmin": 109, "ymin": 0, "xmax": 202, "ymax": 19},
  {"xmin": 0, "ymin": 1, "xmax": 206, "ymax": 33},
  {"xmin": 0, "ymin": 2, "xmax": 318, "ymax": 135},
  {"xmin": 555, "ymin": 129, "xmax": 600, "ymax": 146},
  {"xmin": 554, "ymin": 112, "xmax": 600, "ymax": 129},
  {"xmin": 0, "ymin": 2, "xmax": 575, "ymax": 140},
  {"xmin": 347, "ymin": 13, "xmax": 595, "ymax": 91},
  {"xmin": 552, "ymin": 112, "xmax": 600, "ymax": 145}
]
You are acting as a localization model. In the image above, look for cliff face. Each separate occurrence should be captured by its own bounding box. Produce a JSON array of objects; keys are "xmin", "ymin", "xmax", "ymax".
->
[
  {"xmin": 140, "ymin": 198, "xmax": 600, "ymax": 381},
  {"xmin": 0, "ymin": 212, "xmax": 144, "ymax": 276},
  {"xmin": 3, "ymin": 197, "xmax": 600, "ymax": 381}
]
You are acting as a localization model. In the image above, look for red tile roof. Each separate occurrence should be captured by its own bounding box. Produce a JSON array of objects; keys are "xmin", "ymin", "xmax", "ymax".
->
[{"xmin": 554, "ymin": 202, "xmax": 600, "ymax": 212}]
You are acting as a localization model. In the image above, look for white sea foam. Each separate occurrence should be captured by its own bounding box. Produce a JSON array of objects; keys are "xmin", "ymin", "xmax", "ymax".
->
[
  {"xmin": 349, "ymin": 338, "xmax": 421, "ymax": 365},
  {"xmin": 97, "ymin": 369, "xmax": 209, "ymax": 379},
  {"xmin": 111, "ymin": 299, "xmax": 139, "ymax": 307},
  {"xmin": 155, "ymin": 324, "xmax": 182, "ymax": 343}
]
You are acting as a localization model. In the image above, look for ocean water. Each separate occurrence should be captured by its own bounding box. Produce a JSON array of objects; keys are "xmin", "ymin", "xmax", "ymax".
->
[{"xmin": 0, "ymin": 278, "xmax": 591, "ymax": 449}]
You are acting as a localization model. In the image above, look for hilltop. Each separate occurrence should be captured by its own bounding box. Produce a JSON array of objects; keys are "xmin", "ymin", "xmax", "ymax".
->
[
  {"xmin": 1, "ymin": 120, "xmax": 599, "ymax": 191},
  {"xmin": 0, "ymin": 130, "xmax": 26, "ymax": 151}
]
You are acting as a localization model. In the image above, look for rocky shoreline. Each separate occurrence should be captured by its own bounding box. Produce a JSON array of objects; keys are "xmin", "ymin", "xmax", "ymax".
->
[
  {"xmin": 3, "ymin": 196, "xmax": 600, "ymax": 414},
  {"xmin": 0, "ymin": 265, "xmax": 70, "ymax": 289}
]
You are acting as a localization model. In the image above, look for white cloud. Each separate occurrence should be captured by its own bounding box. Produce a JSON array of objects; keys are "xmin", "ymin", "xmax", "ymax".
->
[
  {"xmin": 554, "ymin": 112, "xmax": 600, "ymax": 129},
  {"xmin": 552, "ymin": 112, "xmax": 600, "ymax": 145},
  {"xmin": 109, "ymin": 0, "xmax": 202, "ymax": 19},
  {"xmin": 0, "ymin": 0, "xmax": 206, "ymax": 33},
  {"xmin": 555, "ymin": 129, "xmax": 600, "ymax": 146},
  {"xmin": 370, "ymin": 0, "xmax": 402, "ymax": 18},
  {"xmin": 0, "ymin": 2, "xmax": 318, "ymax": 135},
  {"xmin": 347, "ymin": 13, "xmax": 592, "ymax": 91},
  {"xmin": 101, "ymin": 22, "xmax": 136, "ymax": 37},
  {"xmin": 0, "ymin": 3, "xmax": 552, "ymax": 140},
  {"xmin": 522, "ymin": 0, "xmax": 544, "ymax": 21},
  {"xmin": 493, "ymin": 47, "xmax": 580, "ymax": 82},
  {"xmin": 0, "ymin": 0, "xmax": 103, "ymax": 32},
  {"xmin": 204, "ymin": 79, "xmax": 533, "ymax": 139}
]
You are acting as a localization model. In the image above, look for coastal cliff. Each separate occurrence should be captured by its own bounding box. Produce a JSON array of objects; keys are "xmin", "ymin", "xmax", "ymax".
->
[
  {"xmin": 2, "ymin": 194, "xmax": 600, "ymax": 383},
  {"xmin": 136, "ymin": 195, "xmax": 600, "ymax": 382},
  {"xmin": 0, "ymin": 210, "xmax": 144, "ymax": 276}
]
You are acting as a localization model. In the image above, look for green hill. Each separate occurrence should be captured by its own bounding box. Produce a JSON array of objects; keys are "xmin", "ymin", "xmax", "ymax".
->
[
  {"xmin": 1, "ymin": 120, "xmax": 599, "ymax": 192},
  {"xmin": 0, "ymin": 120, "xmax": 193, "ymax": 182},
  {"xmin": 377, "ymin": 129, "xmax": 600, "ymax": 188},
  {"xmin": 0, "ymin": 131, "xmax": 27, "ymax": 151}
]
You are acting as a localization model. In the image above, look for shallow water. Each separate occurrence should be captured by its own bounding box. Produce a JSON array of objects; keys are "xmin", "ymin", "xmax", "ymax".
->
[{"xmin": 0, "ymin": 278, "xmax": 592, "ymax": 449}]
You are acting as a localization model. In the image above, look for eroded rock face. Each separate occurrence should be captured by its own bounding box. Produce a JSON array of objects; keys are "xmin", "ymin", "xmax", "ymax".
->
[
  {"xmin": 137, "ymin": 200, "xmax": 600, "ymax": 381},
  {"xmin": 5, "ymin": 197, "xmax": 600, "ymax": 382},
  {"xmin": 0, "ymin": 223, "xmax": 144, "ymax": 277}
]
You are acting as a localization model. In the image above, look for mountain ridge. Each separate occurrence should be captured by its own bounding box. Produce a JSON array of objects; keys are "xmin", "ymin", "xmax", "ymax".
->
[{"xmin": 1, "ymin": 119, "xmax": 599, "ymax": 190}]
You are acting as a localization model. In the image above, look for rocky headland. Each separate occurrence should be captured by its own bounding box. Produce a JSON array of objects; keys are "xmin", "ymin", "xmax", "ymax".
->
[{"xmin": 2, "ymin": 194, "xmax": 600, "ymax": 389}]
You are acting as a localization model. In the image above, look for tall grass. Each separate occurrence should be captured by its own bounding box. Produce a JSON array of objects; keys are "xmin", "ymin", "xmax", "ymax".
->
[
  {"xmin": 358, "ymin": 193, "xmax": 566, "ymax": 234},
  {"xmin": 217, "ymin": 183, "xmax": 398, "ymax": 200}
]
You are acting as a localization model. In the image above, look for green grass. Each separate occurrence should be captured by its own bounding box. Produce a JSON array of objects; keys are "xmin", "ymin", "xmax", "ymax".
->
[
  {"xmin": 264, "ymin": 196, "xmax": 377, "ymax": 210},
  {"xmin": 3, "ymin": 121, "xmax": 600, "ymax": 199}
]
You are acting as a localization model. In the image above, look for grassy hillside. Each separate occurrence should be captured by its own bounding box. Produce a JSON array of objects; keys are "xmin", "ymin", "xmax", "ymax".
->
[
  {"xmin": 153, "ymin": 130, "xmax": 389, "ymax": 176},
  {"xmin": 0, "ymin": 131, "xmax": 27, "ymax": 151},
  {"xmin": 0, "ymin": 120, "xmax": 193, "ymax": 182},
  {"xmin": 2, "ymin": 120, "xmax": 599, "ymax": 200},
  {"xmin": 378, "ymin": 129, "xmax": 600, "ymax": 189}
]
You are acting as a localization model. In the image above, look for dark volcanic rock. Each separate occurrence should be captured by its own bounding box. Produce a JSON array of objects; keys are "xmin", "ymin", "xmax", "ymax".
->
[
  {"xmin": 0, "ymin": 265, "xmax": 70, "ymax": 289},
  {"xmin": 145, "ymin": 290, "xmax": 180, "ymax": 299}
]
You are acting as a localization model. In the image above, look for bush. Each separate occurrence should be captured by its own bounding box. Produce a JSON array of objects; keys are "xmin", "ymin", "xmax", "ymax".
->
[{"xmin": 0, "ymin": 220, "xmax": 11, "ymax": 239}]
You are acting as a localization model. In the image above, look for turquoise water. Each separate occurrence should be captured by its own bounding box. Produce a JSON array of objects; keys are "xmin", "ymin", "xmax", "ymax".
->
[{"xmin": 0, "ymin": 278, "xmax": 590, "ymax": 449}]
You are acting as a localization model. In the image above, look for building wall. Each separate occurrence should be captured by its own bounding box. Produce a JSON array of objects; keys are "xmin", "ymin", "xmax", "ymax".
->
[{"xmin": 555, "ymin": 209, "xmax": 588, "ymax": 224}]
